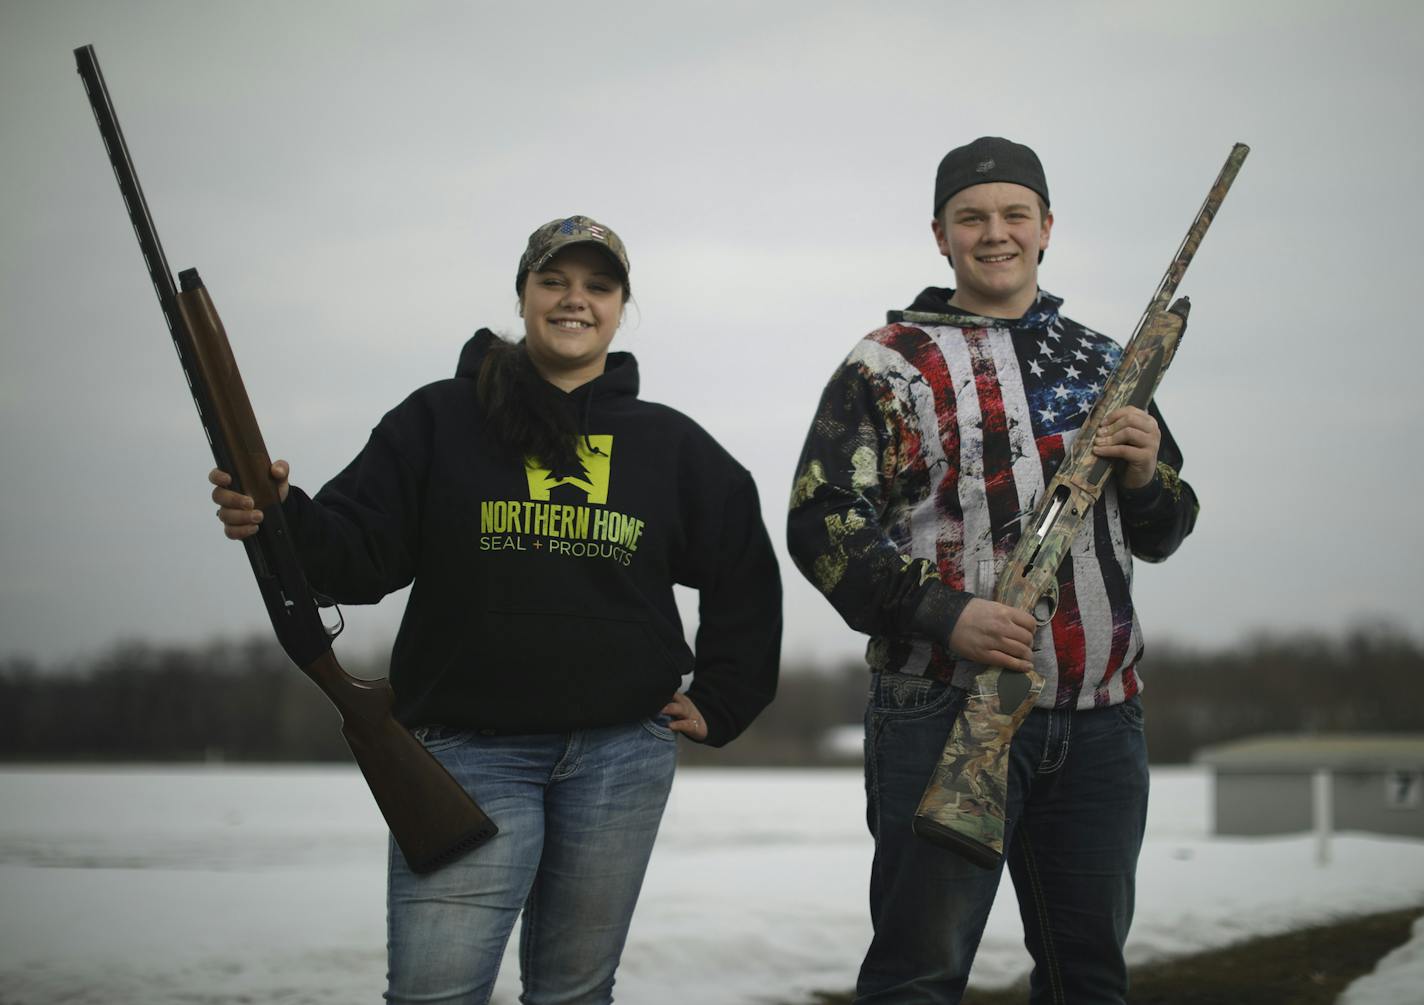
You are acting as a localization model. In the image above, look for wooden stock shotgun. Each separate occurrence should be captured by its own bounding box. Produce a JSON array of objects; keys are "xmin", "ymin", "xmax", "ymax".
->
[
  {"xmin": 911, "ymin": 143, "xmax": 1250, "ymax": 868},
  {"xmin": 74, "ymin": 44, "xmax": 497, "ymax": 873}
]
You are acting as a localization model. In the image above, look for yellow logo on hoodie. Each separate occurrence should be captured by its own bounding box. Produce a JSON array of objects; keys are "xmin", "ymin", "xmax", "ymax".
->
[
  {"xmin": 524, "ymin": 435, "xmax": 613, "ymax": 505},
  {"xmin": 481, "ymin": 436, "xmax": 641, "ymax": 562}
]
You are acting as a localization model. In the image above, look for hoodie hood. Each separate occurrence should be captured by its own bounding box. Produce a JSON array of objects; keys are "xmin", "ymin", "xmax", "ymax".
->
[
  {"xmin": 887, "ymin": 287, "xmax": 1065, "ymax": 333},
  {"xmin": 454, "ymin": 328, "xmax": 641, "ymax": 405}
]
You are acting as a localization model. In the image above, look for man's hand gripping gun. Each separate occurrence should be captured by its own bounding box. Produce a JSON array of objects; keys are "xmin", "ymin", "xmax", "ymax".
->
[
  {"xmin": 911, "ymin": 143, "xmax": 1250, "ymax": 868},
  {"xmin": 74, "ymin": 45, "xmax": 497, "ymax": 873}
]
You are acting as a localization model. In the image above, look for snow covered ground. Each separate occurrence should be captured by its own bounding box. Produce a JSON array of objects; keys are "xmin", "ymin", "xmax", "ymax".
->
[{"xmin": 1, "ymin": 765, "xmax": 1421, "ymax": 1004}]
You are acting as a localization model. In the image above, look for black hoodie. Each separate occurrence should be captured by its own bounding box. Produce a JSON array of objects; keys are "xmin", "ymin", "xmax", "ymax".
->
[{"xmin": 281, "ymin": 330, "xmax": 781, "ymax": 746}]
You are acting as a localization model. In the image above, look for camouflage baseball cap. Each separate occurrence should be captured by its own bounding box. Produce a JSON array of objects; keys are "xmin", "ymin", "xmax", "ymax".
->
[{"xmin": 516, "ymin": 215, "xmax": 630, "ymax": 295}]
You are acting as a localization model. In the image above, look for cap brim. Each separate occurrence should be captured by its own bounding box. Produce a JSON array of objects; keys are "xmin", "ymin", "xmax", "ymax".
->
[{"xmin": 532, "ymin": 239, "xmax": 626, "ymax": 280}]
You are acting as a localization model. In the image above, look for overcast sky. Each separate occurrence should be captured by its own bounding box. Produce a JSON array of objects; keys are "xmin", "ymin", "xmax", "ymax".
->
[{"xmin": 2, "ymin": 0, "xmax": 1421, "ymax": 671}]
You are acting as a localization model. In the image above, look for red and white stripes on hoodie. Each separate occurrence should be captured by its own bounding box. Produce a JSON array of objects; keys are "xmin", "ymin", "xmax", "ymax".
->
[{"xmin": 787, "ymin": 288, "xmax": 1197, "ymax": 710}]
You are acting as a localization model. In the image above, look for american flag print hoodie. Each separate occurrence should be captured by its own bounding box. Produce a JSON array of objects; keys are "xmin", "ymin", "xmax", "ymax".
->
[{"xmin": 787, "ymin": 287, "xmax": 1198, "ymax": 710}]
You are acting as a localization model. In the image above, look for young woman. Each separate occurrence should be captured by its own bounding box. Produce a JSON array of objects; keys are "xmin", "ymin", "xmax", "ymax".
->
[{"xmin": 210, "ymin": 215, "xmax": 782, "ymax": 1003}]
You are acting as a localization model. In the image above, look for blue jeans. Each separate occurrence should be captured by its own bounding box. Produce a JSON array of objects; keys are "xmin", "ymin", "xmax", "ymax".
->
[
  {"xmin": 385, "ymin": 717, "xmax": 678, "ymax": 1005},
  {"xmin": 857, "ymin": 673, "xmax": 1149, "ymax": 1004}
]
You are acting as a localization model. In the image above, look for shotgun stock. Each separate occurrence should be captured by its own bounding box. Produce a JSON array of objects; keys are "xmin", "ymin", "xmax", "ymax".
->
[
  {"xmin": 912, "ymin": 144, "xmax": 1249, "ymax": 868},
  {"xmin": 75, "ymin": 44, "xmax": 497, "ymax": 873}
]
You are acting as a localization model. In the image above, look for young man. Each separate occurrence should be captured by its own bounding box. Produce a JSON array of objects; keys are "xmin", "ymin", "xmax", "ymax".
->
[{"xmin": 787, "ymin": 137, "xmax": 1198, "ymax": 1003}]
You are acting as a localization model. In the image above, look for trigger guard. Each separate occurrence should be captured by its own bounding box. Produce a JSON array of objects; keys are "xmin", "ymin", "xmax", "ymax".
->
[{"xmin": 1033, "ymin": 585, "xmax": 1058, "ymax": 626}]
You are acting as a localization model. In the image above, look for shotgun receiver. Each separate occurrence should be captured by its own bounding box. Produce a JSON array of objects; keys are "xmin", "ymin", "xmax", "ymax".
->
[
  {"xmin": 912, "ymin": 143, "xmax": 1249, "ymax": 868},
  {"xmin": 74, "ymin": 44, "xmax": 497, "ymax": 873}
]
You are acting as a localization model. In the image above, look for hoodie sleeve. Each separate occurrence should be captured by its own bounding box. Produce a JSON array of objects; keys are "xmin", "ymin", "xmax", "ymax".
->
[
  {"xmin": 674, "ymin": 457, "xmax": 782, "ymax": 748},
  {"xmin": 280, "ymin": 396, "xmax": 430, "ymax": 603},
  {"xmin": 1117, "ymin": 402, "xmax": 1199, "ymax": 562},
  {"xmin": 786, "ymin": 352, "xmax": 973, "ymax": 654}
]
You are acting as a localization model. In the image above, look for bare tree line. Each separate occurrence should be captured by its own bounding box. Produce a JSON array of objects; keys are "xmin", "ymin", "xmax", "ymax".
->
[{"xmin": 2, "ymin": 622, "xmax": 1419, "ymax": 766}]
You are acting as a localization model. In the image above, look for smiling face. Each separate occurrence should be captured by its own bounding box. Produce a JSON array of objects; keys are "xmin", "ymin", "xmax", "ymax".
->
[
  {"xmin": 519, "ymin": 244, "xmax": 626, "ymax": 390},
  {"xmin": 932, "ymin": 181, "xmax": 1053, "ymax": 319}
]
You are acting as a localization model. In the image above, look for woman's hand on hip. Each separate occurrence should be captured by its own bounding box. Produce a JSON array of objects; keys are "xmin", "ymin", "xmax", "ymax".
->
[{"xmin": 662, "ymin": 692, "xmax": 708, "ymax": 742}]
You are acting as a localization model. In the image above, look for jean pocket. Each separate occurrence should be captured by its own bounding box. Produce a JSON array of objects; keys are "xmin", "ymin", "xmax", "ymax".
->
[
  {"xmin": 869, "ymin": 671, "xmax": 960, "ymax": 719},
  {"xmin": 412, "ymin": 724, "xmax": 476, "ymax": 753},
  {"xmin": 641, "ymin": 714, "xmax": 676, "ymax": 742},
  {"xmin": 1115, "ymin": 696, "xmax": 1145, "ymax": 731}
]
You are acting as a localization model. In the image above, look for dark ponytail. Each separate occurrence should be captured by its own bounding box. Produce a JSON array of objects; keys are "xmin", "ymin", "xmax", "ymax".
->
[{"xmin": 476, "ymin": 337, "xmax": 581, "ymax": 470}]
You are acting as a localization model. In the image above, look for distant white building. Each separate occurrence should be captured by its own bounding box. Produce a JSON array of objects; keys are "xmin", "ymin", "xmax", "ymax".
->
[
  {"xmin": 1196, "ymin": 734, "xmax": 1424, "ymax": 840},
  {"xmin": 819, "ymin": 724, "xmax": 864, "ymax": 763}
]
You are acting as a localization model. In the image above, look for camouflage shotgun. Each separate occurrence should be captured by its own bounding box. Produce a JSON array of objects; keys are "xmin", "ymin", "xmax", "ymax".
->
[
  {"xmin": 911, "ymin": 143, "xmax": 1250, "ymax": 868},
  {"xmin": 74, "ymin": 44, "xmax": 497, "ymax": 873}
]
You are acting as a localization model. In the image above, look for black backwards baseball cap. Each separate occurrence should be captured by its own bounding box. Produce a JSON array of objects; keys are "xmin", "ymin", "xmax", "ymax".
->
[
  {"xmin": 516, "ymin": 215, "xmax": 631, "ymax": 298},
  {"xmin": 933, "ymin": 136, "xmax": 1050, "ymax": 218}
]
